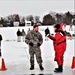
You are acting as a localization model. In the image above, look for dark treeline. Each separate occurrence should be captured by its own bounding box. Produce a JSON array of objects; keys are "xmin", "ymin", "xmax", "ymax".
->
[{"xmin": 0, "ymin": 11, "xmax": 75, "ymax": 27}]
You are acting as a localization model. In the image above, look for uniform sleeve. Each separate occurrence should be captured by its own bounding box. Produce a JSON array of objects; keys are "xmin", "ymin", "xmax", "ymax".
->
[
  {"xmin": 39, "ymin": 33, "xmax": 43, "ymax": 45},
  {"xmin": 25, "ymin": 33, "xmax": 30, "ymax": 44}
]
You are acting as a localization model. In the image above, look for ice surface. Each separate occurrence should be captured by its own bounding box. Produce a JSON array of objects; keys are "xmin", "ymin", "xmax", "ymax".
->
[{"xmin": 0, "ymin": 25, "xmax": 75, "ymax": 75}]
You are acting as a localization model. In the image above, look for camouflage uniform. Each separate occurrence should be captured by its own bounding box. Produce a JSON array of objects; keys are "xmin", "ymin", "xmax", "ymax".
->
[{"xmin": 25, "ymin": 30, "xmax": 43, "ymax": 66}]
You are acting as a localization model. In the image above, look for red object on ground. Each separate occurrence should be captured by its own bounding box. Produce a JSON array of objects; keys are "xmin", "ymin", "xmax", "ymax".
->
[
  {"xmin": 71, "ymin": 57, "xmax": 75, "ymax": 69},
  {"xmin": 0, "ymin": 58, "xmax": 7, "ymax": 71}
]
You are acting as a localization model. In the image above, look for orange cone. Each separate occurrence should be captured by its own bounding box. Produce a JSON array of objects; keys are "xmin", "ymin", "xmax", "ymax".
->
[
  {"xmin": 71, "ymin": 57, "xmax": 75, "ymax": 69},
  {"xmin": 0, "ymin": 58, "xmax": 7, "ymax": 71}
]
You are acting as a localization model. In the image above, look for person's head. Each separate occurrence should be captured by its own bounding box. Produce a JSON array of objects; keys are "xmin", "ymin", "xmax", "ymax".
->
[
  {"xmin": 54, "ymin": 24, "xmax": 60, "ymax": 32},
  {"xmin": 47, "ymin": 27, "xmax": 49, "ymax": 29},
  {"xmin": 33, "ymin": 24, "xmax": 38, "ymax": 32}
]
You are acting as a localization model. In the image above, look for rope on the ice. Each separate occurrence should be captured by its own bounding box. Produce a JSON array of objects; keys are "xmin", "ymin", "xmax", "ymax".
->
[
  {"xmin": 3, "ymin": 42, "xmax": 29, "ymax": 59},
  {"xmin": 10, "ymin": 44, "xmax": 29, "ymax": 59},
  {"xmin": 10, "ymin": 44, "xmax": 27, "ymax": 49},
  {"xmin": 3, "ymin": 41, "xmax": 27, "ymax": 49},
  {"xmin": 24, "ymin": 47, "xmax": 29, "ymax": 59}
]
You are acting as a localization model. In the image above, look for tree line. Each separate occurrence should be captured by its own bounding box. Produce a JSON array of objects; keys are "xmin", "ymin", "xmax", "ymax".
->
[{"xmin": 0, "ymin": 11, "xmax": 75, "ymax": 27}]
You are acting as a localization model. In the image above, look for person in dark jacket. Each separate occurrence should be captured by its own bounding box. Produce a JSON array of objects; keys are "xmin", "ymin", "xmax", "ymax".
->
[
  {"xmin": 16, "ymin": 29, "xmax": 21, "ymax": 42},
  {"xmin": 47, "ymin": 24, "xmax": 66, "ymax": 73},
  {"xmin": 0, "ymin": 34, "xmax": 3, "ymax": 57}
]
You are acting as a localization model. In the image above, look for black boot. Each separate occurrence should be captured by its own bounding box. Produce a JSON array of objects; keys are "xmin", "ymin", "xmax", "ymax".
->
[
  {"xmin": 39, "ymin": 65, "xmax": 44, "ymax": 70},
  {"xmin": 55, "ymin": 67, "xmax": 63, "ymax": 70},
  {"xmin": 55, "ymin": 68, "xmax": 59, "ymax": 70},
  {"xmin": 30, "ymin": 65, "xmax": 34, "ymax": 70},
  {"xmin": 54, "ymin": 65, "xmax": 63, "ymax": 73}
]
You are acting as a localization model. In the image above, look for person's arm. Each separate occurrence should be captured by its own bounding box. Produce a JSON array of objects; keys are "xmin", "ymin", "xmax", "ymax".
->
[
  {"xmin": 47, "ymin": 34, "xmax": 56, "ymax": 41},
  {"xmin": 38, "ymin": 33, "xmax": 43, "ymax": 46},
  {"xmin": 47, "ymin": 33, "xmax": 63, "ymax": 41},
  {"xmin": 25, "ymin": 33, "xmax": 30, "ymax": 44}
]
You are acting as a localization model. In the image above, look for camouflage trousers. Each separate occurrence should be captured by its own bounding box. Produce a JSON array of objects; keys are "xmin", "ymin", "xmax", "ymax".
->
[{"xmin": 29, "ymin": 47, "xmax": 43, "ymax": 66}]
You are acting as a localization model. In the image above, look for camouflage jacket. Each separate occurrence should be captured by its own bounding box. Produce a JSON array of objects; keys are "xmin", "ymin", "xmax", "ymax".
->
[{"xmin": 25, "ymin": 30, "xmax": 43, "ymax": 47}]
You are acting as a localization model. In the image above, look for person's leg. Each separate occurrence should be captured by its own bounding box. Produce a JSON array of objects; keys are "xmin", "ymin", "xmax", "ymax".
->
[
  {"xmin": 22, "ymin": 36, "xmax": 25, "ymax": 42},
  {"xmin": 30, "ymin": 53, "xmax": 34, "ymax": 70},
  {"xmin": 17, "ymin": 36, "xmax": 21, "ymax": 42},
  {"xmin": 54, "ymin": 52, "xmax": 63, "ymax": 72},
  {"xmin": 35, "ymin": 48, "xmax": 44, "ymax": 70},
  {"xmin": 19, "ymin": 36, "xmax": 21, "ymax": 42}
]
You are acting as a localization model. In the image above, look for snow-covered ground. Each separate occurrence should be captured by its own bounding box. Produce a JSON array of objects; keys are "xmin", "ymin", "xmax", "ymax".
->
[{"xmin": 0, "ymin": 25, "xmax": 75, "ymax": 75}]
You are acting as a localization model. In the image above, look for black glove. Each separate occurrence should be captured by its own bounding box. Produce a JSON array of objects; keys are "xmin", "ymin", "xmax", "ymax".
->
[
  {"xmin": 29, "ymin": 42, "xmax": 33, "ymax": 46},
  {"xmin": 37, "ymin": 43, "xmax": 41, "ymax": 47}
]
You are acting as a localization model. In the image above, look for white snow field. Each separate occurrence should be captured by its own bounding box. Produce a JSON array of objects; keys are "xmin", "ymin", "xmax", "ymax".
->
[{"xmin": 0, "ymin": 25, "xmax": 75, "ymax": 75}]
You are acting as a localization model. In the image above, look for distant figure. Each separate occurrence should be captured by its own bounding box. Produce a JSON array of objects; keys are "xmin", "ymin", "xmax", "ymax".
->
[
  {"xmin": 16, "ymin": 29, "xmax": 21, "ymax": 42},
  {"xmin": 69, "ymin": 24, "xmax": 73, "ymax": 31},
  {"xmin": 0, "ymin": 34, "xmax": 3, "ymax": 57},
  {"xmin": 21, "ymin": 29, "xmax": 26, "ymax": 42},
  {"xmin": 27, "ymin": 28, "xmax": 30, "ymax": 34},
  {"xmin": 45, "ymin": 27, "xmax": 50, "ymax": 41}
]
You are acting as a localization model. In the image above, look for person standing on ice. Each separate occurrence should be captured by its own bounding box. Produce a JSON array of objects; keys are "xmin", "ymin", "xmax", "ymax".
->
[
  {"xmin": 25, "ymin": 24, "xmax": 44, "ymax": 70},
  {"xmin": 21, "ymin": 29, "xmax": 26, "ymax": 42},
  {"xmin": 0, "ymin": 34, "xmax": 3, "ymax": 57},
  {"xmin": 16, "ymin": 29, "xmax": 21, "ymax": 42},
  {"xmin": 46, "ymin": 24, "xmax": 66, "ymax": 73}
]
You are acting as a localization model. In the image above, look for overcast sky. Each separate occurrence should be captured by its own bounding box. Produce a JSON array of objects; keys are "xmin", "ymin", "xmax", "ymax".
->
[{"xmin": 0, "ymin": 0, "xmax": 74, "ymax": 18}]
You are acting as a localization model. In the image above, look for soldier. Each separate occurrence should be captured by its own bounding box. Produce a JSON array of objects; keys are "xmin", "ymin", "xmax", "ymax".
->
[
  {"xmin": 21, "ymin": 29, "xmax": 26, "ymax": 42},
  {"xmin": 25, "ymin": 24, "xmax": 44, "ymax": 70},
  {"xmin": 0, "ymin": 34, "xmax": 3, "ymax": 57}
]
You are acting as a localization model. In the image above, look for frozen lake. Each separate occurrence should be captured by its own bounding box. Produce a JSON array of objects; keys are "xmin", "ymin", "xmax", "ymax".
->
[{"xmin": 0, "ymin": 25, "xmax": 75, "ymax": 75}]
